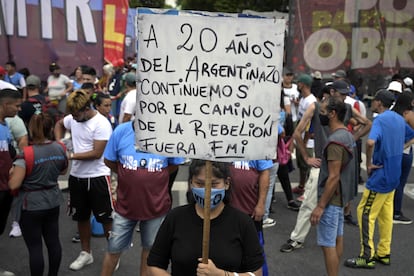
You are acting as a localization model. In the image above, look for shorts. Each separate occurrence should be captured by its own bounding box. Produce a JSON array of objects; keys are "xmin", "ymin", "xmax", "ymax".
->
[
  {"xmin": 108, "ymin": 211, "xmax": 166, "ymax": 253},
  {"xmin": 68, "ymin": 175, "xmax": 113, "ymax": 224},
  {"xmin": 317, "ymin": 204, "xmax": 344, "ymax": 247}
]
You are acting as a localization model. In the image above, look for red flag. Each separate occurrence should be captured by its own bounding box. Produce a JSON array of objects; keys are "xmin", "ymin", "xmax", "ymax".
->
[{"xmin": 103, "ymin": 0, "xmax": 128, "ymax": 64}]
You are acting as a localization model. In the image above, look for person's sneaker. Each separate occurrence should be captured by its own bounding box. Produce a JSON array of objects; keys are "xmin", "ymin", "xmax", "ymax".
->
[
  {"xmin": 0, "ymin": 268, "xmax": 15, "ymax": 276},
  {"xmin": 262, "ymin": 218, "xmax": 276, "ymax": 228},
  {"xmin": 393, "ymin": 214, "xmax": 413, "ymax": 225},
  {"xmin": 344, "ymin": 213, "xmax": 358, "ymax": 226},
  {"xmin": 287, "ymin": 201, "xmax": 301, "ymax": 211},
  {"xmin": 69, "ymin": 251, "xmax": 94, "ymax": 271},
  {"xmin": 344, "ymin": 256, "xmax": 375, "ymax": 269},
  {"xmin": 292, "ymin": 186, "xmax": 305, "ymax": 195},
  {"xmin": 374, "ymin": 253, "xmax": 390, "ymax": 265},
  {"xmin": 280, "ymin": 239, "xmax": 303, "ymax": 253},
  {"xmin": 72, "ymin": 232, "xmax": 80, "ymax": 243},
  {"xmin": 9, "ymin": 221, "xmax": 21, "ymax": 238}
]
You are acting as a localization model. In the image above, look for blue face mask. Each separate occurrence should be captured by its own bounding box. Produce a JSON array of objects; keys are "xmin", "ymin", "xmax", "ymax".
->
[{"xmin": 191, "ymin": 187, "xmax": 226, "ymax": 209}]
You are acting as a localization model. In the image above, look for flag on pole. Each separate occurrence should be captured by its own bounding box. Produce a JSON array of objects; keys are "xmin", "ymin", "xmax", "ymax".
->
[{"xmin": 103, "ymin": 0, "xmax": 128, "ymax": 64}]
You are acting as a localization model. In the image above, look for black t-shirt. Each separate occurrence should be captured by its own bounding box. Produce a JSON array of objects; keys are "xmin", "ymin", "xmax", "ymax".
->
[
  {"xmin": 147, "ymin": 204, "xmax": 264, "ymax": 275},
  {"xmin": 19, "ymin": 94, "xmax": 47, "ymax": 124}
]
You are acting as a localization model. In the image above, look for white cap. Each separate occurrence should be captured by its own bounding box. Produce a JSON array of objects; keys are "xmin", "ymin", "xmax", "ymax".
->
[
  {"xmin": 404, "ymin": 77, "xmax": 413, "ymax": 87},
  {"xmin": 311, "ymin": 71, "xmax": 322, "ymax": 79},
  {"xmin": 387, "ymin": 81, "xmax": 403, "ymax": 93}
]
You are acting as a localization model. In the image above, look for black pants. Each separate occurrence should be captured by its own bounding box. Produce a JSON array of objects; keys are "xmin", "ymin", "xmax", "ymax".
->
[
  {"xmin": 20, "ymin": 206, "xmax": 61, "ymax": 276},
  {"xmin": 0, "ymin": 190, "xmax": 13, "ymax": 235},
  {"xmin": 277, "ymin": 164, "xmax": 295, "ymax": 202}
]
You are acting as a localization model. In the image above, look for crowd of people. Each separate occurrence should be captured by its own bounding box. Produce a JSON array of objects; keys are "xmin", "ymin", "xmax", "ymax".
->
[{"xmin": 0, "ymin": 59, "xmax": 414, "ymax": 276}]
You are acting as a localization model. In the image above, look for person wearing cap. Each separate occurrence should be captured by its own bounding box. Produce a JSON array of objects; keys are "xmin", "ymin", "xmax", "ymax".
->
[
  {"xmin": 311, "ymin": 71, "xmax": 324, "ymax": 98},
  {"xmin": 391, "ymin": 92, "xmax": 414, "ymax": 225},
  {"xmin": 331, "ymin": 80, "xmax": 372, "ymax": 226},
  {"xmin": 387, "ymin": 80, "xmax": 403, "ymax": 96},
  {"xmin": 281, "ymin": 85, "xmax": 333, "ymax": 253},
  {"xmin": 282, "ymin": 68, "xmax": 300, "ymax": 123},
  {"xmin": 293, "ymin": 74, "xmax": 317, "ymax": 197},
  {"xmin": 118, "ymin": 73, "xmax": 137, "ymax": 123},
  {"xmin": 345, "ymin": 90, "xmax": 414, "ymax": 269},
  {"xmin": 403, "ymin": 77, "xmax": 413, "ymax": 92},
  {"xmin": 44, "ymin": 62, "xmax": 73, "ymax": 114},
  {"xmin": 19, "ymin": 75, "xmax": 45, "ymax": 125},
  {"xmin": 332, "ymin": 69, "xmax": 347, "ymax": 80}
]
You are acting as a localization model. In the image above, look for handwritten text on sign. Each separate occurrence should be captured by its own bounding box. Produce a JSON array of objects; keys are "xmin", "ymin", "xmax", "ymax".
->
[{"xmin": 135, "ymin": 13, "xmax": 285, "ymax": 161}]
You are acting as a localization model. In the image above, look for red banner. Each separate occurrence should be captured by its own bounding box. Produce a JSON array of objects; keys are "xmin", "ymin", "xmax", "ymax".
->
[{"xmin": 103, "ymin": 0, "xmax": 129, "ymax": 64}]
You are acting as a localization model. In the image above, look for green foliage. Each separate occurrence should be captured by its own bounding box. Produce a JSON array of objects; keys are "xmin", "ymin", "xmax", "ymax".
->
[
  {"xmin": 177, "ymin": 0, "xmax": 287, "ymax": 12},
  {"xmin": 129, "ymin": 0, "xmax": 166, "ymax": 8}
]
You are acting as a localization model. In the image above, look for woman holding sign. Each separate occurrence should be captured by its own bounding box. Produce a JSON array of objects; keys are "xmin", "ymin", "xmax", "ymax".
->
[{"xmin": 147, "ymin": 159, "xmax": 264, "ymax": 276}]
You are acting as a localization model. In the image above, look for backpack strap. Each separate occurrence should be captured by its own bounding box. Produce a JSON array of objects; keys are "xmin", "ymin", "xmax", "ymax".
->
[{"xmin": 23, "ymin": 146, "xmax": 35, "ymax": 176}]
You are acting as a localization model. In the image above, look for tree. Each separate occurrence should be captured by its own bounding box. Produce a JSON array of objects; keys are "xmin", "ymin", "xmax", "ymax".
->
[
  {"xmin": 129, "ymin": 0, "xmax": 166, "ymax": 8},
  {"xmin": 177, "ymin": 0, "xmax": 287, "ymax": 12}
]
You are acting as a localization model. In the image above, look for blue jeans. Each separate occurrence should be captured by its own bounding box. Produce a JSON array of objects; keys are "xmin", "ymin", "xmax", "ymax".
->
[
  {"xmin": 394, "ymin": 151, "xmax": 413, "ymax": 215},
  {"xmin": 108, "ymin": 212, "xmax": 165, "ymax": 253},
  {"xmin": 264, "ymin": 163, "xmax": 278, "ymax": 220},
  {"xmin": 317, "ymin": 205, "xmax": 344, "ymax": 247}
]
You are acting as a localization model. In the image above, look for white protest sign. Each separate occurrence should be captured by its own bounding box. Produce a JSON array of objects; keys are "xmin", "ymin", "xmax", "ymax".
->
[{"xmin": 135, "ymin": 12, "xmax": 285, "ymax": 161}]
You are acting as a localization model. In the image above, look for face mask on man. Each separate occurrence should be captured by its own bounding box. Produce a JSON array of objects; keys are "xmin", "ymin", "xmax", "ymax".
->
[
  {"xmin": 191, "ymin": 187, "xmax": 225, "ymax": 209},
  {"xmin": 319, "ymin": 113, "xmax": 330, "ymax": 126}
]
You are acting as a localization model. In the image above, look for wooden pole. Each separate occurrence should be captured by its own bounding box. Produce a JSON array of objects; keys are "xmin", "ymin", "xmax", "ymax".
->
[{"xmin": 202, "ymin": 160, "xmax": 212, "ymax": 264}]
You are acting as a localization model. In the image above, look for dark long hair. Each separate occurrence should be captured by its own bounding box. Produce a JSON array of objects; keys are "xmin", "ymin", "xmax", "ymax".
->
[{"xmin": 186, "ymin": 159, "xmax": 231, "ymax": 204}]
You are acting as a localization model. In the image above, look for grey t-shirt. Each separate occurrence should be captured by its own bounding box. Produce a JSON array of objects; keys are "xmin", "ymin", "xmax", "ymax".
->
[{"xmin": 14, "ymin": 141, "xmax": 68, "ymax": 215}]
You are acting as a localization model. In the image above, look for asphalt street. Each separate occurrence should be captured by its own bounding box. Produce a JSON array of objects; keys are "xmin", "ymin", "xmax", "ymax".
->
[{"xmin": 1, "ymin": 162, "xmax": 414, "ymax": 276}]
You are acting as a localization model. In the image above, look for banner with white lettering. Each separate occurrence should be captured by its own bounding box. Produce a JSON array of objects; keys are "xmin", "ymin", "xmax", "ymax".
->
[
  {"xmin": 135, "ymin": 12, "xmax": 285, "ymax": 161},
  {"xmin": 0, "ymin": 0, "xmax": 103, "ymax": 80},
  {"xmin": 289, "ymin": 0, "xmax": 414, "ymax": 74}
]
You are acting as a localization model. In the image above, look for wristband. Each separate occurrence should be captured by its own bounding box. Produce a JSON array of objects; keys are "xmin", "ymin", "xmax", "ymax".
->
[
  {"xmin": 247, "ymin": 273, "xmax": 255, "ymax": 276},
  {"xmin": 70, "ymin": 152, "xmax": 74, "ymax": 159}
]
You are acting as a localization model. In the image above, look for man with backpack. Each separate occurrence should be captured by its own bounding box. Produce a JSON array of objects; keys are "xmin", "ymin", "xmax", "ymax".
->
[{"xmin": 19, "ymin": 75, "xmax": 63, "ymax": 128}]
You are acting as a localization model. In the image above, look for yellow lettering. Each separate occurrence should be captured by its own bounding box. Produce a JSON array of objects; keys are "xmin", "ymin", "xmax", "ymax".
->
[{"xmin": 104, "ymin": 4, "xmax": 124, "ymax": 44}]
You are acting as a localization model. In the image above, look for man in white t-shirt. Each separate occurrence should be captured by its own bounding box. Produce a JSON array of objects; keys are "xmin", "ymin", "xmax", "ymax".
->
[
  {"xmin": 293, "ymin": 74, "xmax": 317, "ymax": 197},
  {"xmin": 54, "ymin": 90, "xmax": 113, "ymax": 271},
  {"xmin": 118, "ymin": 73, "xmax": 136, "ymax": 123},
  {"xmin": 282, "ymin": 69, "xmax": 300, "ymax": 123}
]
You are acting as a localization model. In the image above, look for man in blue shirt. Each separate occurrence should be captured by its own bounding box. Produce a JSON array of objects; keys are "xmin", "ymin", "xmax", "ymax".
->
[{"xmin": 345, "ymin": 89, "xmax": 414, "ymax": 269}]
